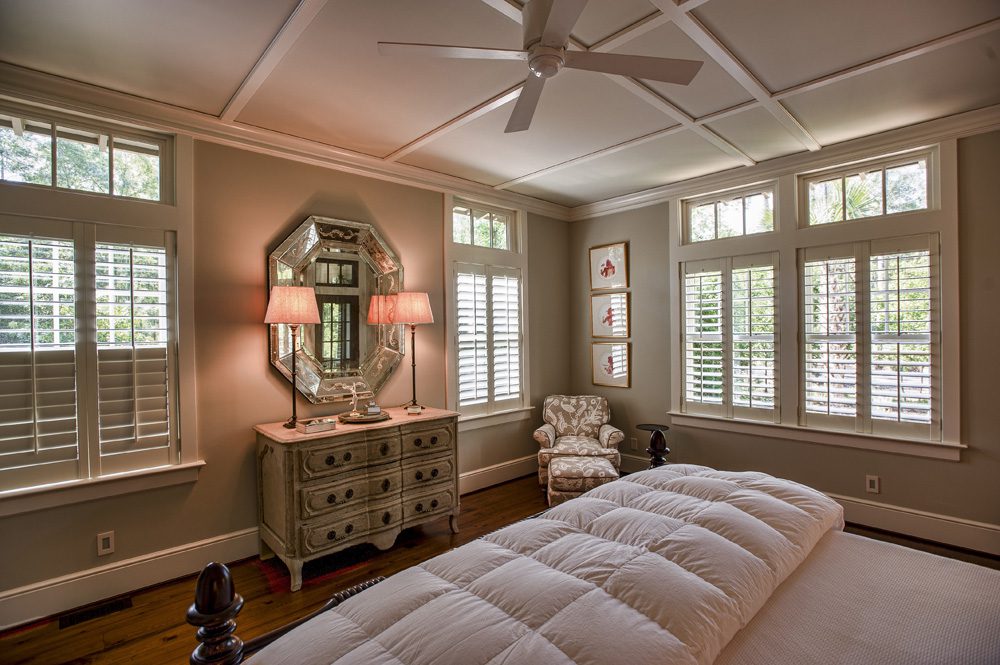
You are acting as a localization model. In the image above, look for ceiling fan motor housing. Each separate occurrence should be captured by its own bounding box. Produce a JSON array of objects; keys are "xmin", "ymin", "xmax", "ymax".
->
[{"xmin": 528, "ymin": 46, "xmax": 565, "ymax": 78}]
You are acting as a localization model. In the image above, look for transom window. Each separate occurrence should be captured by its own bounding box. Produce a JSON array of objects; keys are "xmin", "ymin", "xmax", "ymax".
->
[
  {"xmin": 683, "ymin": 185, "xmax": 774, "ymax": 244},
  {"xmin": 1, "ymin": 108, "xmax": 166, "ymax": 202},
  {"xmin": 804, "ymin": 152, "xmax": 929, "ymax": 226},
  {"xmin": 452, "ymin": 200, "xmax": 512, "ymax": 250}
]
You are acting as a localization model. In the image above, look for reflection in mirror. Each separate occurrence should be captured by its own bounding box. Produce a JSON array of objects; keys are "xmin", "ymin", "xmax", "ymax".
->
[{"xmin": 268, "ymin": 217, "xmax": 403, "ymax": 404}]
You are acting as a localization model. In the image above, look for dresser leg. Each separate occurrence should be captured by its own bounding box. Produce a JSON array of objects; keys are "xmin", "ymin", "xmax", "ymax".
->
[
  {"xmin": 288, "ymin": 559, "xmax": 304, "ymax": 592},
  {"xmin": 449, "ymin": 513, "xmax": 460, "ymax": 534}
]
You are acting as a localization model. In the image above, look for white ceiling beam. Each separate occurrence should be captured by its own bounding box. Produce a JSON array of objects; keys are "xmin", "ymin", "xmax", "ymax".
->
[
  {"xmin": 676, "ymin": 0, "xmax": 713, "ymax": 12},
  {"xmin": 384, "ymin": 84, "xmax": 523, "ymax": 162},
  {"xmin": 478, "ymin": 0, "xmax": 524, "ymax": 24},
  {"xmin": 219, "ymin": 0, "xmax": 328, "ymax": 122},
  {"xmin": 648, "ymin": 0, "xmax": 822, "ymax": 151},
  {"xmin": 774, "ymin": 18, "xmax": 1000, "ymax": 101},
  {"xmin": 588, "ymin": 12, "xmax": 670, "ymax": 53}
]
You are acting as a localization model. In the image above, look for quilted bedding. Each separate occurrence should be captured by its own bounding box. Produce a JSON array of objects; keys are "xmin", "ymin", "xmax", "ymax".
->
[{"xmin": 257, "ymin": 464, "xmax": 844, "ymax": 665}]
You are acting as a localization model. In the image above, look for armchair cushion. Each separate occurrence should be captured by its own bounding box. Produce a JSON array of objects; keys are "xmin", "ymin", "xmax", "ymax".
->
[
  {"xmin": 598, "ymin": 423, "xmax": 625, "ymax": 449},
  {"xmin": 533, "ymin": 423, "xmax": 557, "ymax": 448},
  {"xmin": 542, "ymin": 395, "xmax": 610, "ymax": 439}
]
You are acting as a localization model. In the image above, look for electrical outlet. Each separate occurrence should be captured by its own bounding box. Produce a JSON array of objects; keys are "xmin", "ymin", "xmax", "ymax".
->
[
  {"xmin": 865, "ymin": 475, "xmax": 881, "ymax": 495},
  {"xmin": 97, "ymin": 531, "xmax": 115, "ymax": 556},
  {"xmin": 629, "ymin": 437, "xmax": 638, "ymax": 451}
]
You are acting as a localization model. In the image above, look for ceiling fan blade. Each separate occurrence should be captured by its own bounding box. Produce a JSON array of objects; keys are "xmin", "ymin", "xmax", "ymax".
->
[
  {"xmin": 563, "ymin": 51, "xmax": 704, "ymax": 85},
  {"xmin": 505, "ymin": 75, "xmax": 546, "ymax": 133},
  {"xmin": 377, "ymin": 42, "xmax": 528, "ymax": 61},
  {"xmin": 522, "ymin": 0, "xmax": 552, "ymax": 49},
  {"xmin": 540, "ymin": 0, "xmax": 588, "ymax": 47}
]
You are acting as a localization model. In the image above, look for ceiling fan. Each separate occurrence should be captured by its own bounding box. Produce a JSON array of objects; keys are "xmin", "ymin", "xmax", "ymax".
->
[{"xmin": 378, "ymin": 0, "xmax": 704, "ymax": 133}]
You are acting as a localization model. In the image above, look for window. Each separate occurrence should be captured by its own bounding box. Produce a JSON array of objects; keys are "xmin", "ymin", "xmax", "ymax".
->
[
  {"xmin": 682, "ymin": 254, "xmax": 777, "ymax": 421},
  {"xmin": 801, "ymin": 235, "xmax": 938, "ymax": 439},
  {"xmin": 804, "ymin": 152, "xmax": 929, "ymax": 225},
  {"xmin": 684, "ymin": 185, "xmax": 774, "ymax": 243},
  {"xmin": 1, "ymin": 108, "xmax": 166, "ymax": 202},
  {"xmin": 0, "ymin": 223, "xmax": 179, "ymax": 492},
  {"xmin": 452, "ymin": 201, "xmax": 512, "ymax": 250},
  {"xmin": 447, "ymin": 199, "xmax": 527, "ymax": 418}
]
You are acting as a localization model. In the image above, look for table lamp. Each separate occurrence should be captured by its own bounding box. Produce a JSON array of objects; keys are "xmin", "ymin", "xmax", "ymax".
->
[
  {"xmin": 391, "ymin": 292, "xmax": 434, "ymax": 413},
  {"xmin": 265, "ymin": 286, "xmax": 320, "ymax": 428}
]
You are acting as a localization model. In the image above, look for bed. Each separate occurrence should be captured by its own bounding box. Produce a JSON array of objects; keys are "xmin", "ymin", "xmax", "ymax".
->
[{"xmin": 187, "ymin": 464, "xmax": 1000, "ymax": 664}]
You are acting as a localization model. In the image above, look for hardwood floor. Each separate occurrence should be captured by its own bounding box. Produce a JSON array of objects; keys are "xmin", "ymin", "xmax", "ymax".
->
[{"xmin": 0, "ymin": 475, "xmax": 549, "ymax": 665}]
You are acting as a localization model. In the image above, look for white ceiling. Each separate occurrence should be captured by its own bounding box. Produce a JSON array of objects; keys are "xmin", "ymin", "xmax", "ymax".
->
[{"xmin": 1, "ymin": 0, "xmax": 998, "ymax": 210}]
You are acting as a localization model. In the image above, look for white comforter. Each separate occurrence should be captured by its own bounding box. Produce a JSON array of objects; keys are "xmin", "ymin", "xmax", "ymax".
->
[{"xmin": 258, "ymin": 464, "xmax": 844, "ymax": 665}]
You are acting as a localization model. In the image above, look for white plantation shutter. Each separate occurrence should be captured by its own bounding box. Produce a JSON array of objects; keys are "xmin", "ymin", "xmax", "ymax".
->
[
  {"xmin": 454, "ymin": 263, "xmax": 522, "ymax": 415},
  {"xmin": 731, "ymin": 255, "xmax": 778, "ymax": 419},
  {"xmin": 683, "ymin": 261, "xmax": 724, "ymax": 414}
]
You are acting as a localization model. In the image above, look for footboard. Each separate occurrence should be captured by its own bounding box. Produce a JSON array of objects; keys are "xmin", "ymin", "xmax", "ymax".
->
[{"xmin": 187, "ymin": 562, "xmax": 383, "ymax": 665}]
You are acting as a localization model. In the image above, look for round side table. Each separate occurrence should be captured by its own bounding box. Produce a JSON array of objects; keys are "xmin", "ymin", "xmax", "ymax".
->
[{"xmin": 637, "ymin": 424, "xmax": 670, "ymax": 468}]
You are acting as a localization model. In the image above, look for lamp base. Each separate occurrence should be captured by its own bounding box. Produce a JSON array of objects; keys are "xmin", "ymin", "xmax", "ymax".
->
[
  {"xmin": 405, "ymin": 403, "xmax": 425, "ymax": 415},
  {"xmin": 282, "ymin": 417, "xmax": 297, "ymax": 429}
]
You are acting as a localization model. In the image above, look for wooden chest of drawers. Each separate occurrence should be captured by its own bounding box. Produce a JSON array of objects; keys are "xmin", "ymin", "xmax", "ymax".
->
[{"xmin": 254, "ymin": 407, "xmax": 459, "ymax": 591}]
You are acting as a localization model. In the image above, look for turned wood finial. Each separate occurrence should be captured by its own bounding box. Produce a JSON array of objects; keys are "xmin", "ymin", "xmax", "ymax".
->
[{"xmin": 187, "ymin": 562, "xmax": 245, "ymax": 665}]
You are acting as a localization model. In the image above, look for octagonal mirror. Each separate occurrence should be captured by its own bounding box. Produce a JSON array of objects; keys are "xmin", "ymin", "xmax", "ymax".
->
[{"xmin": 269, "ymin": 216, "xmax": 404, "ymax": 403}]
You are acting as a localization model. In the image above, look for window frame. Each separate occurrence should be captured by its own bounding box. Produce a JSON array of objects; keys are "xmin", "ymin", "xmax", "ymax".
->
[
  {"xmin": 668, "ymin": 141, "xmax": 961, "ymax": 461},
  {"xmin": 444, "ymin": 195, "xmax": 530, "ymax": 427},
  {"xmin": 682, "ymin": 181, "xmax": 777, "ymax": 245}
]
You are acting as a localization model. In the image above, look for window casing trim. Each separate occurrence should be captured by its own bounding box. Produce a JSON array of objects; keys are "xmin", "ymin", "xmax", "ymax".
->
[{"xmin": 681, "ymin": 181, "xmax": 778, "ymax": 245}]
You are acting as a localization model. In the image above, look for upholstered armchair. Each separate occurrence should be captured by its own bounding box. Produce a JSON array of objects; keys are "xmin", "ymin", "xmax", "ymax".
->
[{"xmin": 534, "ymin": 395, "xmax": 624, "ymax": 485}]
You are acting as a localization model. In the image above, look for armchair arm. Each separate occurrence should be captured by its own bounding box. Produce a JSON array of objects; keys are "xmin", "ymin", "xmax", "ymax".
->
[
  {"xmin": 598, "ymin": 424, "xmax": 625, "ymax": 450},
  {"xmin": 533, "ymin": 423, "xmax": 557, "ymax": 448}
]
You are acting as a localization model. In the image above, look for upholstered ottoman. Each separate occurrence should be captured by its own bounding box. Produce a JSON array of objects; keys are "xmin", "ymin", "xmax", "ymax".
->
[{"xmin": 546, "ymin": 455, "xmax": 620, "ymax": 506}]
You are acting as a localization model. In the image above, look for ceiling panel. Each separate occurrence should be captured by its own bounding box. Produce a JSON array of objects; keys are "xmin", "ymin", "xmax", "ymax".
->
[
  {"xmin": 570, "ymin": 0, "xmax": 659, "ymax": 46},
  {"xmin": 612, "ymin": 21, "xmax": 754, "ymax": 118},
  {"xmin": 236, "ymin": 0, "xmax": 527, "ymax": 158},
  {"xmin": 508, "ymin": 130, "xmax": 744, "ymax": 206},
  {"xmin": 705, "ymin": 106, "xmax": 808, "ymax": 162},
  {"xmin": 783, "ymin": 32, "xmax": 1000, "ymax": 146},
  {"xmin": 0, "ymin": 0, "xmax": 298, "ymax": 115},
  {"xmin": 694, "ymin": 0, "xmax": 1000, "ymax": 92},
  {"xmin": 399, "ymin": 68, "xmax": 676, "ymax": 186}
]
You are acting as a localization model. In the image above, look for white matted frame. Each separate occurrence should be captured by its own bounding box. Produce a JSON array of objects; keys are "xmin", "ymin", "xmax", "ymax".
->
[
  {"xmin": 591, "ymin": 292, "xmax": 629, "ymax": 338},
  {"xmin": 592, "ymin": 342, "xmax": 630, "ymax": 388},
  {"xmin": 589, "ymin": 241, "xmax": 628, "ymax": 290}
]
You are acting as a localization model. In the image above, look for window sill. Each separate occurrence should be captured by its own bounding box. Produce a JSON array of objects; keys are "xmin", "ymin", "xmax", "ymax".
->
[
  {"xmin": 667, "ymin": 412, "xmax": 964, "ymax": 461},
  {"xmin": 458, "ymin": 407, "xmax": 535, "ymax": 433},
  {"xmin": 0, "ymin": 461, "xmax": 205, "ymax": 517}
]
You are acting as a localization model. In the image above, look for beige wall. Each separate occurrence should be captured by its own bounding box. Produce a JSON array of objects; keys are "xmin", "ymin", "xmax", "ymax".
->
[
  {"xmin": 0, "ymin": 142, "xmax": 569, "ymax": 590},
  {"xmin": 568, "ymin": 131, "xmax": 1000, "ymax": 526}
]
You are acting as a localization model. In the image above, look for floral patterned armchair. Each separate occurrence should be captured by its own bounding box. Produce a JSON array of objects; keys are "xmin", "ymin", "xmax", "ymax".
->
[{"xmin": 534, "ymin": 395, "xmax": 624, "ymax": 485}]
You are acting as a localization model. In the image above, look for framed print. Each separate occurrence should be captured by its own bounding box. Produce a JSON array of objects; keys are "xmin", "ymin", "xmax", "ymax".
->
[
  {"xmin": 589, "ymin": 242, "xmax": 629, "ymax": 290},
  {"xmin": 591, "ymin": 292, "xmax": 629, "ymax": 338},
  {"xmin": 592, "ymin": 342, "xmax": 630, "ymax": 388}
]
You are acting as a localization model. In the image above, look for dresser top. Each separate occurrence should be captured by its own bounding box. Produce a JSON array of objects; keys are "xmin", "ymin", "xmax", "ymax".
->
[{"xmin": 254, "ymin": 406, "xmax": 459, "ymax": 444}]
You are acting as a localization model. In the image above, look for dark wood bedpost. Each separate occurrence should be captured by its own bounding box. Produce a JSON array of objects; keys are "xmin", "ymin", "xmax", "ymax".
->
[{"xmin": 187, "ymin": 562, "xmax": 245, "ymax": 665}]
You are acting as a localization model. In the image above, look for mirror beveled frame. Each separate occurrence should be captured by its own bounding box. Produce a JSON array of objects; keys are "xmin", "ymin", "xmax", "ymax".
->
[{"xmin": 268, "ymin": 216, "xmax": 404, "ymax": 404}]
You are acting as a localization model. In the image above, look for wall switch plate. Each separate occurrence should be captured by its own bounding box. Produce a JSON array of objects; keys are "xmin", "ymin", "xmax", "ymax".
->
[
  {"xmin": 97, "ymin": 531, "xmax": 115, "ymax": 556},
  {"xmin": 629, "ymin": 437, "xmax": 638, "ymax": 451},
  {"xmin": 865, "ymin": 475, "xmax": 881, "ymax": 494}
]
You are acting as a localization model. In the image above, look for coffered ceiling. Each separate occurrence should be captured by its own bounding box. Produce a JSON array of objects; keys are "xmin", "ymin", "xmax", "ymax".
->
[{"xmin": 1, "ymin": 0, "xmax": 998, "ymax": 210}]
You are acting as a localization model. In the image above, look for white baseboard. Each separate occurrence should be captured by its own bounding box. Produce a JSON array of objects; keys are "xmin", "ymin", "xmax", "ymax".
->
[
  {"xmin": 459, "ymin": 455, "xmax": 537, "ymax": 495},
  {"xmin": 828, "ymin": 493, "xmax": 1000, "ymax": 556},
  {"xmin": 0, "ymin": 527, "xmax": 259, "ymax": 630}
]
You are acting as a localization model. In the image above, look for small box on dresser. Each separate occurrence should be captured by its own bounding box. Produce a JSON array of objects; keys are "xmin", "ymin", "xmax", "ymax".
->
[{"xmin": 255, "ymin": 407, "xmax": 459, "ymax": 591}]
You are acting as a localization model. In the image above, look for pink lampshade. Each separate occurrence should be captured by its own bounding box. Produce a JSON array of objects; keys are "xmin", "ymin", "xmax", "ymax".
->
[
  {"xmin": 367, "ymin": 294, "xmax": 397, "ymax": 324},
  {"xmin": 391, "ymin": 292, "xmax": 434, "ymax": 325},
  {"xmin": 264, "ymin": 286, "xmax": 321, "ymax": 324}
]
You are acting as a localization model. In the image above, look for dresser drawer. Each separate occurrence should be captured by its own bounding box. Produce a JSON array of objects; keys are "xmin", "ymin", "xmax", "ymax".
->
[
  {"xmin": 401, "ymin": 456, "xmax": 455, "ymax": 489},
  {"xmin": 368, "ymin": 499, "xmax": 403, "ymax": 532},
  {"xmin": 367, "ymin": 467, "xmax": 402, "ymax": 500},
  {"xmin": 366, "ymin": 434, "xmax": 401, "ymax": 465},
  {"xmin": 299, "ymin": 439, "xmax": 368, "ymax": 481},
  {"xmin": 402, "ymin": 486, "xmax": 456, "ymax": 523},
  {"xmin": 300, "ymin": 472, "xmax": 368, "ymax": 520},
  {"xmin": 300, "ymin": 510, "xmax": 369, "ymax": 555},
  {"xmin": 401, "ymin": 426, "xmax": 453, "ymax": 458}
]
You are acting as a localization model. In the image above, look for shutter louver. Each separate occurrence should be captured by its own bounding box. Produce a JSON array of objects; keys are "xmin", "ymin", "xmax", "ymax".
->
[
  {"xmin": 684, "ymin": 268, "xmax": 724, "ymax": 408},
  {"xmin": 456, "ymin": 270, "xmax": 488, "ymax": 406},
  {"xmin": 490, "ymin": 272, "xmax": 520, "ymax": 402},
  {"xmin": 95, "ymin": 243, "xmax": 171, "ymax": 463},
  {"xmin": 732, "ymin": 263, "xmax": 776, "ymax": 412}
]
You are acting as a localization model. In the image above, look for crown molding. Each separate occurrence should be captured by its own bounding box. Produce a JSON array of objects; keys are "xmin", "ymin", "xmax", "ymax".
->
[
  {"xmin": 0, "ymin": 63, "xmax": 571, "ymax": 221},
  {"xmin": 568, "ymin": 104, "xmax": 1000, "ymax": 221}
]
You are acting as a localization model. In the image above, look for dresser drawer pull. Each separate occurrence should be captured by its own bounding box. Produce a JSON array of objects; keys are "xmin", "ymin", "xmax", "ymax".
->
[
  {"xmin": 325, "ymin": 455, "xmax": 336, "ymax": 466},
  {"xmin": 431, "ymin": 468, "xmax": 439, "ymax": 478},
  {"xmin": 431, "ymin": 499, "xmax": 439, "ymax": 509},
  {"xmin": 430, "ymin": 436, "xmax": 439, "ymax": 445},
  {"xmin": 415, "ymin": 471, "xmax": 424, "ymax": 481},
  {"xmin": 326, "ymin": 493, "xmax": 336, "ymax": 504},
  {"xmin": 345, "ymin": 523, "xmax": 354, "ymax": 535},
  {"xmin": 327, "ymin": 529, "xmax": 337, "ymax": 540},
  {"xmin": 382, "ymin": 511, "xmax": 391, "ymax": 525},
  {"xmin": 345, "ymin": 488, "xmax": 354, "ymax": 500},
  {"xmin": 343, "ymin": 452, "xmax": 352, "ymax": 462},
  {"xmin": 379, "ymin": 442, "xmax": 389, "ymax": 455},
  {"xmin": 415, "ymin": 502, "xmax": 424, "ymax": 513},
  {"xmin": 414, "ymin": 437, "xmax": 423, "ymax": 447},
  {"xmin": 381, "ymin": 479, "xmax": 391, "ymax": 492}
]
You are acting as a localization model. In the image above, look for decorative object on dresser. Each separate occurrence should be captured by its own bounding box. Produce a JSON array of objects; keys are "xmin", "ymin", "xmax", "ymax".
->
[
  {"xmin": 389, "ymin": 291, "xmax": 434, "ymax": 413},
  {"xmin": 589, "ymin": 241, "xmax": 628, "ymax": 290},
  {"xmin": 255, "ymin": 407, "xmax": 459, "ymax": 591},
  {"xmin": 637, "ymin": 423, "xmax": 670, "ymax": 468},
  {"xmin": 264, "ymin": 286, "xmax": 321, "ymax": 429}
]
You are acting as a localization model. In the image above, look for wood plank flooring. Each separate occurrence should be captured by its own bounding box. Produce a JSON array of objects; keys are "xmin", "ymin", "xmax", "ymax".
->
[{"xmin": 0, "ymin": 475, "xmax": 548, "ymax": 665}]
